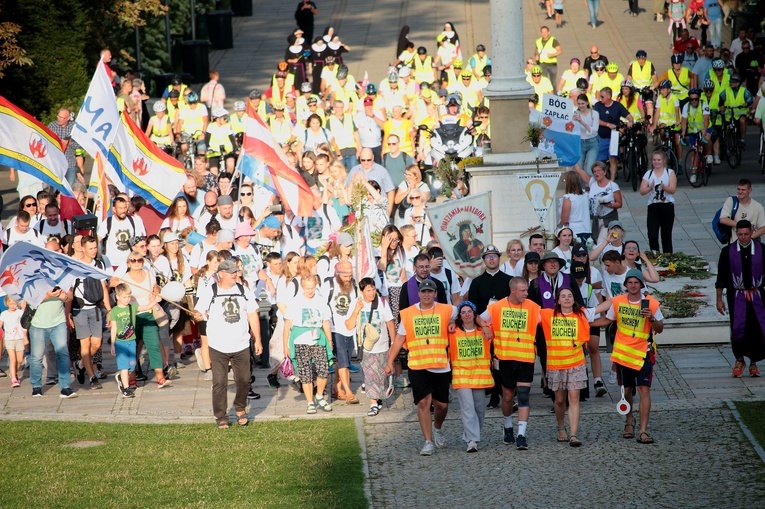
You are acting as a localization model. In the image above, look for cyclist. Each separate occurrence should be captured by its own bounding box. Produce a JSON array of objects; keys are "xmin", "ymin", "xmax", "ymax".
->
[
  {"xmin": 652, "ymin": 80, "xmax": 682, "ymax": 164},
  {"xmin": 205, "ymin": 108, "xmax": 235, "ymax": 173},
  {"xmin": 598, "ymin": 62, "xmax": 624, "ymax": 98},
  {"xmin": 588, "ymin": 61, "xmax": 607, "ymax": 104},
  {"xmin": 145, "ymin": 101, "xmax": 174, "ymax": 154},
  {"xmin": 618, "ymin": 80, "xmax": 645, "ymax": 122},
  {"xmin": 165, "ymin": 90, "xmax": 184, "ymax": 128},
  {"xmin": 707, "ymin": 58, "xmax": 730, "ymax": 96},
  {"xmin": 246, "ymin": 89, "xmax": 269, "ymax": 123},
  {"xmin": 528, "ymin": 65, "xmax": 554, "ymax": 111},
  {"xmin": 627, "ymin": 50, "xmax": 659, "ymax": 123},
  {"xmin": 413, "ymin": 46, "xmax": 436, "ymax": 85},
  {"xmin": 162, "ymin": 75, "xmax": 188, "ymax": 104},
  {"xmin": 266, "ymin": 101, "xmax": 294, "ymax": 150},
  {"xmin": 175, "ymin": 91, "xmax": 209, "ymax": 159},
  {"xmin": 660, "ymin": 54, "xmax": 696, "ymax": 108},
  {"xmin": 719, "ymin": 73, "xmax": 754, "ymax": 147},
  {"xmin": 556, "ymin": 58, "xmax": 586, "ymax": 96},
  {"xmin": 454, "ymin": 70, "xmax": 483, "ymax": 114},
  {"xmin": 701, "ymin": 79, "xmax": 723, "ymax": 165},
  {"xmin": 680, "ymin": 88, "xmax": 711, "ymax": 184}
]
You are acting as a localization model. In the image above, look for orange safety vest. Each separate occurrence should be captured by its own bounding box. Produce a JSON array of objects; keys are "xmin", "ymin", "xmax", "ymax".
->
[
  {"xmin": 487, "ymin": 299, "xmax": 541, "ymax": 363},
  {"xmin": 448, "ymin": 328, "xmax": 493, "ymax": 389},
  {"xmin": 610, "ymin": 294, "xmax": 660, "ymax": 371},
  {"xmin": 399, "ymin": 303, "xmax": 453, "ymax": 370},
  {"xmin": 540, "ymin": 309, "xmax": 590, "ymax": 371}
]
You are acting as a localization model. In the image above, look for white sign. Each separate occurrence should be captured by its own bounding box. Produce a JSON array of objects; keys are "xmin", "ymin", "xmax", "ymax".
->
[{"xmin": 515, "ymin": 171, "xmax": 563, "ymax": 225}]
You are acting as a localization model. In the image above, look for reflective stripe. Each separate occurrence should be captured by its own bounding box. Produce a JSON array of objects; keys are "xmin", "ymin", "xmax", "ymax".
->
[
  {"xmin": 413, "ymin": 56, "xmax": 434, "ymax": 83},
  {"xmin": 150, "ymin": 116, "xmax": 172, "ymax": 146},
  {"xmin": 668, "ymin": 67, "xmax": 690, "ymax": 99},
  {"xmin": 687, "ymin": 104, "xmax": 705, "ymax": 133},
  {"xmin": 400, "ymin": 304, "xmax": 452, "ymax": 370},
  {"xmin": 610, "ymin": 295, "xmax": 657, "ymax": 370},
  {"xmin": 448, "ymin": 329, "xmax": 493, "ymax": 389},
  {"xmin": 541, "ymin": 309, "xmax": 589, "ymax": 370},
  {"xmin": 488, "ymin": 300, "xmax": 541, "ymax": 362}
]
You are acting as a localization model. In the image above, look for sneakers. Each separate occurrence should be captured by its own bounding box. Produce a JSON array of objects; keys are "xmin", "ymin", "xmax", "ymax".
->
[
  {"xmin": 432, "ymin": 425, "xmax": 446, "ymax": 448},
  {"xmin": 466, "ymin": 440, "xmax": 478, "ymax": 453},
  {"xmin": 306, "ymin": 402, "xmax": 317, "ymax": 414},
  {"xmin": 135, "ymin": 370, "xmax": 148, "ymax": 382},
  {"xmin": 267, "ymin": 373, "xmax": 281, "ymax": 388},
  {"xmin": 174, "ymin": 361, "xmax": 186, "ymax": 370},
  {"xmin": 316, "ymin": 396, "xmax": 333, "ymax": 412},
  {"xmin": 76, "ymin": 361, "xmax": 86, "ymax": 384},
  {"xmin": 163, "ymin": 364, "xmax": 178, "ymax": 380},
  {"xmin": 348, "ymin": 363, "xmax": 361, "ymax": 373},
  {"xmin": 115, "ymin": 373, "xmax": 124, "ymax": 392},
  {"xmin": 706, "ymin": 155, "xmax": 714, "ymax": 164},
  {"xmin": 420, "ymin": 440, "xmax": 435, "ymax": 456},
  {"xmin": 122, "ymin": 387, "xmax": 135, "ymax": 398},
  {"xmin": 32, "ymin": 387, "xmax": 43, "ymax": 397},
  {"xmin": 594, "ymin": 380, "xmax": 608, "ymax": 397},
  {"xmin": 157, "ymin": 378, "xmax": 173, "ymax": 389},
  {"xmin": 11, "ymin": 377, "xmax": 20, "ymax": 388},
  {"xmin": 608, "ymin": 370, "xmax": 618, "ymax": 385},
  {"xmin": 733, "ymin": 359, "xmax": 746, "ymax": 378},
  {"xmin": 96, "ymin": 369, "xmax": 107, "ymax": 379},
  {"xmin": 690, "ymin": 174, "xmax": 697, "ymax": 184},
  {"xmin": 247, "ymin": 390, "xmax": 261, "ymax": 400},
  {"xmin": 503, "ymin": 427, "xmax": 515, "ymax": 444},
  {"xmin": 714, "ymin": 155, "xmax": 721, "ymax": 165},
  {"xmin": 393, "ymin": 376, "xmax": 411, "ymax": 388},
  {"xmin": 750, "ymin": 364, "xmax": 760, "ymax": 377},
  {"xmin": 203, "ymin": 370, "xmax": 213, "ymax": 381},
  {"xmin": 60, "ymin": 388, "xmax": 78, "ymax": 399},
  {"xmin": 89, "ymin": 376, "xmax": 103, "ymax": 390},
  {"xmin": 195, "ymin": 348, "xmax": 205, "ymax": 371},
  {"xmin": 516, "ymin": 434, "xmax": 528, "ymax": 450}
]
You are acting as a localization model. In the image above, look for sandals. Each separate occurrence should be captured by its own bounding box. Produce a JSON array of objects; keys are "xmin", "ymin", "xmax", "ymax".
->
[
  {"xmin": 623, "ymin": 420, "xmax": 635, "ymax": 439},
  {"xmin": 556, "ymin": 427, "xmax": 569, "ymax": 442},
  {"xmin": 367, "ymin": 406, "xmax": 380, "ymax": 416},
  {"xmin": 346, "ymin": 394, "xmax": 360, "ymax": 405},
  {"xmin": 636, "ymin": 432, "xmax": 654, "ymax": 444},
  {"xmin": 316, "ymin": 396, "xmax": 333, "ymax": 412},
  {"xmin": 306, "ymin": 402, "xmax": 317, "ymax": 414},
  {"xmin": 569, "ymin": 435, "xmax": 582, "ymax": 447},
  {"xmin": 216, "ymin": 418, "xmax": 229, "ymax": 429},
  {"xmin": 236, "ymin": 413, "xmax": 249, "ymax": 426}
]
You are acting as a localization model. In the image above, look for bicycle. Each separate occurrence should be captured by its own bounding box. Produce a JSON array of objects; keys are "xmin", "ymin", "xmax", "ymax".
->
[
  {"xmin": 682, "ymin": 134, "xmax": 711, "ymax": 187},
  {"xmin": 654, "ymin": 126, "xmax": 680, "ymax": 175},
  {"xmin": 720, "ymin": 108, "xmax": 742, "ymax": 168},
  {"xmin": 176, "ymin": 130, "xmax": 205, "ymax": 170},
  {"xmin": 620, "ymin": 120, "xmax": 649, "ymax": 192}
]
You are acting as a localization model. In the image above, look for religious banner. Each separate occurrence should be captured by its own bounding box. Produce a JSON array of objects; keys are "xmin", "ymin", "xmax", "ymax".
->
[
  {"xmin": 539, "ymin": 94, "xmax": 581, "ymax": 166},
  {"xmin": 426, "ymin": 192, "xmax": 492, "ymax": 279},
  {"xmin": 515, "ymin": 171, "xmax": 563, "ymax": 225}
]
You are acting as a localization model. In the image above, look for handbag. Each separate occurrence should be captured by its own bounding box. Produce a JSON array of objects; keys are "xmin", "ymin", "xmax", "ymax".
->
[
  {"xmin": 361, "ymin": 296, "xmax": 381, "ymax": 351},
  {"xmin": 20, "ymin": 305, "xmax": 36, "ymax": 330}
]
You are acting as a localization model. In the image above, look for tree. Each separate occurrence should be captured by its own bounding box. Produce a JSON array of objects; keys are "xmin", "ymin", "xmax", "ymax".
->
[{"xmin": 0, "ymin": 21, "xmax": 32, "ymax": 78}]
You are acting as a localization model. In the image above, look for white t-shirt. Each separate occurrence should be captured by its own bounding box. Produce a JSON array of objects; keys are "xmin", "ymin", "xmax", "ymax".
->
[
  {"xmin": 234, "ymin": 243, "xmax": 263, "ymax": 288},
  {"xmin": 588, "ymin": 178, "xmax": 620, "ymax": 219},
  {"xmin": 430, "ymin": 268, "xmax": 462, "ymax": 301},
  {"xmin": 160, "ymin": 216, "xmax": 195, "ymax": 234},
  {"xmin": 360, "ymin": 299, "xmax": 394, "ymax": 354},
  {"xmin": 499, "ymin": 260, "xmax": 524, "ymax": 278},
  {"xmin": 5, "ymin": 227, "xmax": 43, "ymax": 247},
  {"xmin": 97, "ymin": 215, "xmax": 146, "ymax": 267},
  {"xmin": 642, "ymin": 169, "xmax": 675, "ymax": 205},
  {"xmin": 285, "ymin": 294, "xmax": 332, "ymax": 345},
  {"xmin": 601, "ymin": 268, "xmax": 628, "ymax": 299},
  {"xmin": 321, "ymin": 278, "xmax": 359, "ymax": 336},
  {"xmin": 191, "ymin": 240, "xmax": 218, "ymax": 269},
  {"xmin": 0, "ymin": 309, "xmax": 24, "ymax": 339},
  {"xmin": 561, "ymin": 193, "xmax": 591, "ymax": 236},
  {"xmin": 195, "ymin": 282, "xmax": 258, "ymax": 353},
  {"xmin": 552, "ymin": 246, "xmax": 573, "ymax": 273}
]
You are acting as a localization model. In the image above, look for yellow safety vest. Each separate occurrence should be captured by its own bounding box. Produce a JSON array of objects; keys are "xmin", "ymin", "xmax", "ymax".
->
[
  {"xmin": 230, "ymin": 113, "xmax": 245, "ymax": 134},
  {"xmin": 326, "ymin": 114, "xmax": 356, "ymax": 150},
  {"xmin": 399, "ymin": 304, "xmax": 453, "ymax": 370},
  {"xmin": 207, "ymin": 123, "xmax": 233, "ymax": 156},
  {"xmin": 448, "ymin": 328, "xmax": 493, "ymax": 389},
  {"xmin": 658, "ymin": 94, "xmax": 679, "ymax": 126},
  {"xmin": 702, "ymin": 93, "xmax": 722, "ymax": 126},
  {"xmin": 599, "ymin": 73, "xmax": 625, "ymax": 96},
  {"xmin": 610, "ymin": 294, "xmax": 659, "ymax": 371},
  {"xmin": 536, "ymin": 37, "xmax": 558, "ymax": 64},
  {"xmin": 619, "ymin": 96, "xmax": 643, "ymax": 122},
  {"xmin": 686, "ymin": 103, "xmax": 706, "ymax": 133},
  {"xmin": 667, "ymin": 67, "xmax": 690, "ymax": 100},
  {"xmin": 266, "ymin": 116, "xmax": 293, "ymax": 145},
  {"xmin": 149, "ymin": 115, "xmax": 172, "ymax": 146},
  {"xmin": 413, "ymin": 56, "xmax": 435, "ymax": 84},
  {"xmin": 724, "ymin": 86, "xmax": 748, "ymax": 116},
  {"xmin": 541, "ymin": 309, "xmax": 589, "ymax": 370},
  {"xmin": 270, "ymin": 74, "xmax": 295, "ymax": 94},
  {"xmin": 629, "ymin": 60, "xmax": 654, "ymax": 88},
  {"xmin": 533, "ymin": 77, "xmax": 554, "ymax": 111},
  {"xmin": 709, "ymin": 71, "xmax": 730, "ymax": 96},
  {"xmin": 487, "ymin": 299, "xmax": 541, "ymax": 363},
  {"xmin": 180, "ymin": 105, "xmax": 207, "ymax": 135}
]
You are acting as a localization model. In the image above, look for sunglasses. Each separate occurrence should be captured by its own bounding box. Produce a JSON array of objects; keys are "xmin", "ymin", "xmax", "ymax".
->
[
  {"xmin": 360, "ymin": 158, "xmax": 373, "ymax": 162},
  {"xmin": 24, "ymin": 202, "xmax": 37, "ymax": 208},
  {"xmin": 532, "ymin": 74, "xmax": 541, "ymax": 77},
  {"xmin": 410, "ymin": 196, "xmax": 422, "ymax": 200},
  {"xmin": 387, "ymin": 141, "xmax": 398, "ymax": 145},
  {"xmin": 240, "ymin": 192, "xmax": 252, "ymax": 196},
  {"xmin": 128, "ymin": 258, "xmax": 144, "ymax": 263}
]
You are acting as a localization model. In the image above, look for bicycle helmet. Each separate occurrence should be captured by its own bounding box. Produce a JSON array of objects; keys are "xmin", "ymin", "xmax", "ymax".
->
[
  {"xmin": 366, "ymin": 83, "xmax": 377, "ymax": 94},
  {"xmin": 621, "ymin": 79, "xmax": 634, "ymax": 88},
  {"xmin": 300, "ymin": 82, "xmax": 312, "ymax": 93},
  {"xmin": 170, "ymin": 75, "xmax": 182, "ymax": 86},
  {"xmin": 606, "ymin": 62, "xmax": 619, "ymax": 73},
  {"xmin": 483, "ymin": 65, "xmax": 492, "ymax": 75},
  {"xmin": 530, "ymin": 65, "xmax": 543, "ymax": 75},
  {"xmin": 211, "ymin": 108, "xmax": 228, "ymax": 119},
  {"xmin": 186, "ymin": 91, "xmax": 199, "ymax": 103},
  {"xmin": 152, "ymin": 101, "xmax": 166, "ymax": 112},
  {"xmin": 324, "ymin": 55, "xmax": 335, "ymax": 64},
  {"xmin": 671, "ymin": 54, "xmax": 684, "ymax": 64},
  {"xmin": 688, "ymin": 88, "xmax": 701, "ymax": 97},
  {"xmin": 576, "ymin": 77, "xmax": 589, "ymax": 89},
  {"xmin": 417, "ymin": 46, "xmax": 427, "ymax": 55},
  {"xmin": 336, "ymin": 65, "xmax": 349, "ymax": 80},
  {"xmin": 711, "ymin": 58, "xmax": 724, "ymax": 70},
  {"xmin": 248, "ymin": 89, "xmax": 261, "ymax": 100},
  {"xmin": 658, "ymin": 79, "xmax": 671, "ymax": 89},
  {"xmin": 388, "ymin": 70, "xmax": 399, "ymax": 82},
  {"xmin": 453, "ymin": 59, "xmax": 463, "ymax": 68},
  {"xmin": 307, "ymin": 96, "xmax": 318, "ymax": 105},
  {"xmin": 730, "ymin": 73, "xmax": 742, "ymax": 83},
  {"xmin": 635, "ymin": 50, "xmax": 647, "ymax": 58},
  {"xmin": 460, "ymin": 70, "xmax": 472, "ymax": 78},
  {"xmin": 271, "ymin": 102, "xmax": 284, "ymax": 111},
  {"xmin": 593, "ymin": 61, "xmax": 606, "ymax": 71},
  {"xmin": 233, "ymin": 101, "xmax": 246, "ymax": 112},
  {"xmin": 277, "ymin": 61, "xmax": 288, "ymax": 72},
  {"xmin": 702, "ymin": 79, "xmax": 715, "ymax": 90},
  {"xmin": 446, "ymin": 93, "xmax": 462, "ymax": 107},
  {"xmin": 168, "ymin": 90, "xmax": 180, "ymax": 99}
]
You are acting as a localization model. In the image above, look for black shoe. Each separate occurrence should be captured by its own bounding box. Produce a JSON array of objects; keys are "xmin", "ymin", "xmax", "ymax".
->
[
  {"xmin": 89, "ymin": 376, "xmax": 103, "ymax": 390},
  {"xmin": 267, "ymin": 374, "xmax": 281, "ymax": 388},
  {"xmin": 594, "ymin": 380, "xmax": 608, "ymax": 397},
  {"xmin": 516, "ymin": 434, "xmax": 528, "ymax": 450},
  {"xmin": 503, "ymin": 427, "xmax": 515, "ymax": 444},
  {"xmin": 135, "ymin": 371, "xmax": 148, "ymax": 382},
  {"xmin": 32, "ymin": 387, "xmax": 43, "ymax": 397},
  {"xmin": 76, "ymin": 361, "xmax": 86, "ymax": 384},
  {"xmin": 487, "ymin": 395, "xmax": 500, "ymax": 409},
  {"xmin": 247, "ymin": 390, "xmax": 261, "ymax": 400}
]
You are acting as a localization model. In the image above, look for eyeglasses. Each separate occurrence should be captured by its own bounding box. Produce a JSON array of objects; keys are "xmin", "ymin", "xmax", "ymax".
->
[
  {"xmin": 128, "ymin": 258, "xmax": 144, "ymax": 263},
  {"xmin": 531, "ymin": 74, "xmax": 541, "ymax": 77},
  {"xmin": 387, "ymin": 141, "xmax": 398, "ymax": 145},
  {"xmin": 240, "ymin": 192, "xmax": 252, "ymax": 196},
  {"xmin": 360, "ymin": 158, "xmax": 373, "ymax": 162},
  {"xmin": 410, "ymin": 196, "xmax": 422, "ymax": 200}
]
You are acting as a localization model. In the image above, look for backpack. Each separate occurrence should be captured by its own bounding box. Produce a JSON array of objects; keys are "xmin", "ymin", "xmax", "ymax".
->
[
  {"xmin": 72, "ymin": 258, "xmax": 106, "ymax": 308},
  {"xmin": 713, "ymin": 197, "xmax": 739, "ymax": 244},
  {"xmin": 102, "ymin": 215, "xmax": 136, "ymax": 243},
  {"xmin": 323, "ymin": 276, "xmax": 358, "ymax": 305},
  {"xmin": 4, "ymin": 227, "xmax": 39, "ymax": 249},
  {"xmin": 206, "ymin": 282, "xmax": 248, "ymax": 313},
  {"xmin": 37, "ymin": 218, "xmax": 70, "ymax": 238}
]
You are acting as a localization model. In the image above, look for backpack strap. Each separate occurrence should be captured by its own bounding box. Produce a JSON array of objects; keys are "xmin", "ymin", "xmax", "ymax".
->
[{"xmin": 324, "ymin": 276, "xmax": 335, "ymax": 304}]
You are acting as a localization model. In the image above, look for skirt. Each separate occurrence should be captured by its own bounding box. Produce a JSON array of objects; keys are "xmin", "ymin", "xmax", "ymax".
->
[
  {"xmin": 361, "ymin": 350, "xmax": 388, "ymax": 400},
  {"xmin": 547, "ymin": 364, "xmax": 588, "ymax": 391}
]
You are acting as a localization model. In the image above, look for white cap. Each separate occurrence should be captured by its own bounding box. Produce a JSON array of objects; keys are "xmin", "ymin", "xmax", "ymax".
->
[
  {"xmin": 399, "ymin": 66, "xmax": 411, "ymax": 77},
  {"xmin": 212, "ymin": 108, "xmax": 229, "ymax": 119}
]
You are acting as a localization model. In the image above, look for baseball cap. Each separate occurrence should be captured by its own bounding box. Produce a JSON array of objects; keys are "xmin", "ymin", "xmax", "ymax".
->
[
  {"xmin": 571, "ymin": 261, "xmax": 587, "ymax": 278},
  {"xmin": 258, "ymin": 215, "xmax": 281, "ymax": 230},
  {"xmin": 336, "ymin": 231, "xmax": 354, "ymax": 246},
  {"xmin": 418, "ymin": 279, "xmax": 437, "ymax": 292},
  {"xmin": 572, "ymin": 243, "xmax": 588, "ymax": 256},
  {"xmin": 162, "ymin": 232, "xmax": 180, "ymax": 243},
  {"xmin": 363, "ymin": 96, "xmax": 374, "ymax": 106},
  {"xmin": 608, "ymin": 220, "xmax": 624, "ymax": 231},
  {"xmin": 217, "ymin": 194, "xmax": 233, "ymax": 206},
  {"xmin": 218, "ymin": 259, "xmax": 239, "ymax": 273},
  {"xmin": 524, "ymin": 252, "xmax": 541, "ymax": 264}
]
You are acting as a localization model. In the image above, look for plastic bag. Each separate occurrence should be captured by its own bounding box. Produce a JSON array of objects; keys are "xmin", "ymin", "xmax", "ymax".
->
[{"xmin": 280, "ymin": 356, "xmax": 295, "ymax": 379}]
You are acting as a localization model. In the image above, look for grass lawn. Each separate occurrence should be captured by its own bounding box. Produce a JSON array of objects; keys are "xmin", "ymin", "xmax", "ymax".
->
[
  {"xmin": 735, "ymin": 401, "xmax": 765, "ymax": 449},
  {"xmin": 0, "ymin": 418, "xmax": 367, "ymax": 509}
]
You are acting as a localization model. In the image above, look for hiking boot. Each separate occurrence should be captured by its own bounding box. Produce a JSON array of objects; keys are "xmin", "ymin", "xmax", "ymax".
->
[
  {"xmin": 733, "ymin": 359, "xmax": 746, "ymax": 377},
  {"xmin": 503, "ymin": 427, "xmax": 515, "ymax": 445},
  {"xmin": 516, "ymin": 434, "xmax": 528, "ymax": 450}
]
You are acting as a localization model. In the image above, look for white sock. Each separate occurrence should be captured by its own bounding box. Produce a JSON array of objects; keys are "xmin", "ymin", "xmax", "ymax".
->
[
  {"xmin": 518, "ymin": 421, "xmax": 528, "ymax": 436},
  {"xmin": 504, "ymin": 415, "xmax": 513, "ymax": 429},
  {"xmin": 594, "ymin": 377, "xmax": 603, "ymax": 383}
]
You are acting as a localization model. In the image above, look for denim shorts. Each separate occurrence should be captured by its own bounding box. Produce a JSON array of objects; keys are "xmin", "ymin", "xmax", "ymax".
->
[
  {"xmin": 332, "ymin": 333, "xmax": 355, "ymax": 369},
  {"xmin": 115, "ymin": 339, "xmax": 137, "ymax": 372}
]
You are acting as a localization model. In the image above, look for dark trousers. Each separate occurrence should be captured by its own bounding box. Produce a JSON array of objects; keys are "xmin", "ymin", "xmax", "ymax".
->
[
  {"xmin": 647, "ymin": 202, "xmax": 675, "ymax": 253},
  {"xmin": 210, "ymin": 346, "xmax": 250, "ymax": 420}
]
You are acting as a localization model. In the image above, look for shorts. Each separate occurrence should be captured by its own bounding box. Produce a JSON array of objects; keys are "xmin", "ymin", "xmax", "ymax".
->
[
  {"xmin": 72, "ymin": 307, "xmax": 102, "ymax": 339},
  {"xmin": 115, "ymin": 339, "xmax": 137, "ymax": 372},
  {"xmin": 332, "ymin": 333, "xmax": 355, "ymax": 369},
  {"xmin": 598, "ymin": 136, "xmax": 615, "ymax": 160},
  {"xmin": 295, "ymin": 344, "xmax": 329, "ymax": 384},
  {"xmin": 616, "ymin": 353, "xmax": 654, "ymax": 388},
  {"xmin": 590, "ymin": 326, "xmax": 601, "ymax": 339},
  {"xmin": 554, "ymin": 8, "xmax": 563, "ymax": 14},
  {"xmin": 408, "ymin": 368, "xmax": 452, "ymax": 405},
  {"xmin": 498, "ymin": 359, "xmax": 535, "ymax": 389},
  {"xmin": 547, "ymin": 364, "xmax": 588, "ymax": 391},
  {"xmin": 4, "ymin": 338, "xmax": 25, "ymax": 352},
  {"xmin": 198, "ymin": 321, "xmax": 207, "ymax": 336}
]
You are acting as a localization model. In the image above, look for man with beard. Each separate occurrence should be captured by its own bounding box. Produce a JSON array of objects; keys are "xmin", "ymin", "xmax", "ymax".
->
[{"xmin": 97, "ymin": 196, "xmax": 146, "ymax": 268}]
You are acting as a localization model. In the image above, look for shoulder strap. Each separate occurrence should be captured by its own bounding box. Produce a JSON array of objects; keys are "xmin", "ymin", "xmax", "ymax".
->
[
  {"xmin": 731, "ymin": 196, "xmax": 739, "ymax": 219},
  {"xmin": 104, "ymin": 216, "xmax": 112, "ymax": 241},
  {"xmin": 5, "ymin": 229, "xmax": 10, "ymax": 244},
  {"xmin": 291, "ymin": 278, "xmax": 299, "ymax": 296},
  {"xmin": 324, "ymin": 276, "xmax": 335, "ymax": 304}
]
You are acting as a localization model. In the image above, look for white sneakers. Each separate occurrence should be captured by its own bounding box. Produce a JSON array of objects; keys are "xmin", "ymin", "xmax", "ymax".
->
[
  {"xmin": 420, "ymin": 440, "xmax": 435, "ymax": 456},
  {"xmin": 706, "ymin": 155, "xmax": 714, "ymax": 164},
  {"xmin": 432, "ymin": 425, "xmax": 446, "ymax": 448},
  {"xmin": 466, "ymin": 440, "xmax": 478, "ymax": 453}
]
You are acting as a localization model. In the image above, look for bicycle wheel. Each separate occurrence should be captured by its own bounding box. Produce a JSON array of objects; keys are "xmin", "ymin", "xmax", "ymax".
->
[
  {"xmin": 684, "ymin": 149, "xmax": 702, "ymax": 188},
  {"xmin": 665, "ymin": 148, "xmax": 680, "ymax": 174},
  {"xmin": 726, "ymin": 129, "xmax": 741, "ymax": 168},
  {"xmin": 630, "ymin": 150, "xmax": 640, "ymax": 192}
]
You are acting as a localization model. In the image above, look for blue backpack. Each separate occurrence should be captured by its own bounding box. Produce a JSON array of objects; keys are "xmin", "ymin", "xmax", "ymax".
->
[{"xmin": 712, "ymin": 197, "xmax": 739, "ymax": 244}]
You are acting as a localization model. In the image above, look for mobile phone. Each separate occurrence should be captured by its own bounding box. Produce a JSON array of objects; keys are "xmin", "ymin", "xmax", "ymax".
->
[
  {"xmin": 641, "ymin": 299, "xmax": 649, "ymax": 310},
  {"xmin": 52, "ymin": 286, "xmax": 61, "ymax": 293}
]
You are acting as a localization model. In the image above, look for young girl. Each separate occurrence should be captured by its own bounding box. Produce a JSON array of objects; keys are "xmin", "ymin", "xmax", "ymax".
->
[
  {"xmin": 551, "ymin": 225, "xmax": 575, "ymax": 273},
  {"xmin": 0, "ymin": 297, "xmax": 26, "ymax": 387}
]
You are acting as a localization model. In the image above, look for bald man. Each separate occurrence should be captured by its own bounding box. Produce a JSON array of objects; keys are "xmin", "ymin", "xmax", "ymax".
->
[
  {"xmin": 346, "ymin": 147, "xmax": 396, "ymax": 215},
  {"xmin": 194, "ymin": 190, "xmax": 220, "ymax": 234}
]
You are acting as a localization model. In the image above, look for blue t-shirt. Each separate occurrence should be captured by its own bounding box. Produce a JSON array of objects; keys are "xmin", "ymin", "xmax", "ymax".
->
[
  {"xmin": 593, "ymin": 101, "xmax": 630, "ymax": 139},
  {"xmin": 704, "ymin": 0, "xmax": 722, "ymax": 21}
]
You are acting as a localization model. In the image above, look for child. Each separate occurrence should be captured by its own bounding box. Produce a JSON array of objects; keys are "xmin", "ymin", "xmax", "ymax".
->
[
  {"xmin": 110, "ymin": 283, "xmax": 159, "ymax": 397},
  {"xmin": 0, "ymin": 297, "xmax": 26, "ymax": 387},
  {"xmin": 553, "ymin": 0, "xmax": 565, "ymax": 29}
]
